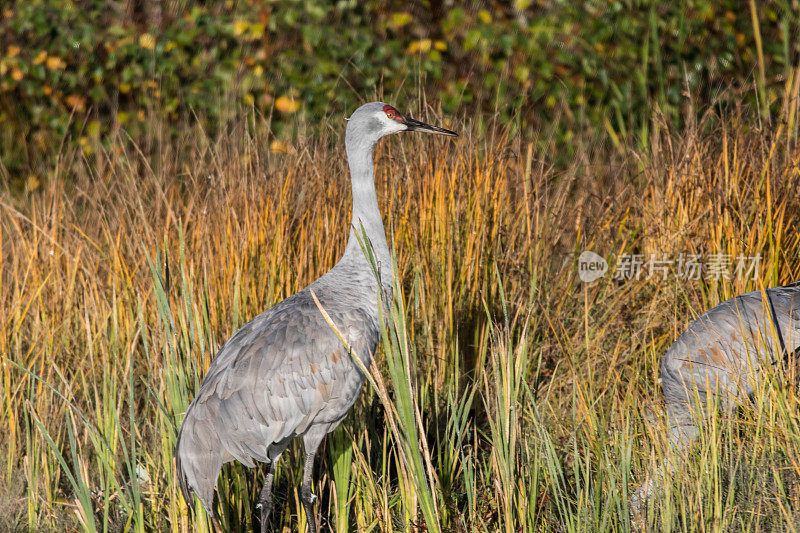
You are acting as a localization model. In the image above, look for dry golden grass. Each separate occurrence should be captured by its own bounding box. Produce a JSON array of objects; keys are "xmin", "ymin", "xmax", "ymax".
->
[{"xmin": 2, "ymin": 107, "xmax": 800, "ymax": 531}]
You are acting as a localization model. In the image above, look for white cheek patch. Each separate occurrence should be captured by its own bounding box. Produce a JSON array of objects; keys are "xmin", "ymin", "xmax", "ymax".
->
[
  {"xmin": 377, "ymin": 113, "xmax": 406, "ymax": 134},
  {"xmin": 389, "ymin": 121, "xmax": 406, "ymax": 133}
]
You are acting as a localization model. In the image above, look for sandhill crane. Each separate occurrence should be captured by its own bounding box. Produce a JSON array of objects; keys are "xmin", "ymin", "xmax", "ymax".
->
[
  {"xmin": 175, "ymin": 102, "xmax": 456, "ymax": 532},
  {"xmin": 631, "ymin": 282, "xmax": 800, "ymax": 513}
]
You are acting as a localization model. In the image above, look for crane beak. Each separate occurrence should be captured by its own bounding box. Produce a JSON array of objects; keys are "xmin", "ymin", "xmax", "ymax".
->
[{"xmin": 402, "ymin": 116, "xmax": 458, "ymax": 137}]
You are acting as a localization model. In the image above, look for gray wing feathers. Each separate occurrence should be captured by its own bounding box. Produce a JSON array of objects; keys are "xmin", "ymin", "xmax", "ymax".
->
[
  {"xmin": 662, "ymin": 284, "xmax": 800, "ymax": 408},
  {"xmin": 175, "ymin": 288, "xmax": 379, "ymax": 513},
  {"xmin": 741, "ymin": 285, "xmax": 800, "ymax": 350}
]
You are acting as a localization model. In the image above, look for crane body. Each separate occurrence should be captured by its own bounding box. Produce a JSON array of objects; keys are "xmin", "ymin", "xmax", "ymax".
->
[
  {"xmin": 175, "ymin": 102, "xmax": 456, "ymax": 532},
  {"xmin": 632, "ymin": 283, "xmax": 800, "ymax": 512}
]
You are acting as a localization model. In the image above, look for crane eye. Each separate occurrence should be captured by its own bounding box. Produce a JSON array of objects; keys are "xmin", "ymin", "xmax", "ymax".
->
[{"xmin": 382, "ymin": 104, "xmax": 403, "ymax": 122}]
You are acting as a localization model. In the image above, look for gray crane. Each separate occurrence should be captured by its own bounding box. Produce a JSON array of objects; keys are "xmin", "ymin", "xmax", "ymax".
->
[
  {"xmin": 174, "ymin": 101, "xmax": 456, "ymax": 532},
  {"xmin": 631, "ymin": 282, "xmax": 800, "ymax": 513}
]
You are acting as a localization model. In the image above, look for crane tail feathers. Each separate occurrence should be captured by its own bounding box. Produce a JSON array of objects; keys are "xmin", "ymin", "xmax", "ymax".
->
[{"xmin": 175, "ymin": 409, "xmax": 225, "ymax": 514}]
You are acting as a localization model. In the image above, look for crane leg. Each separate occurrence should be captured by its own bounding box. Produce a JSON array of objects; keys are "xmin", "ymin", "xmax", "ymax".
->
[
  {"xmin": 301, "ymin": 428, "xmax": 326, "ymax": 533},
  {"xmin": 256, "ymin": 461, "xmax": 276, "ymax": 533},
  {"xmin": 631, "ymin": 366, "xmax": 702, "ymax": 517}
]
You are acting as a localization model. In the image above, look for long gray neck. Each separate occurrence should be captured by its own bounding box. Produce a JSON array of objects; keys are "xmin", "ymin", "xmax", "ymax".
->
[{"xmin": 342, "ymin": 134, "xmax": 392, "ymax": 290}]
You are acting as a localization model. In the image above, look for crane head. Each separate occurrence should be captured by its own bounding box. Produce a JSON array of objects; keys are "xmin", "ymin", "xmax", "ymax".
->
[
  {"xmin": 346, "ymin": 102, "xmax": 457, "ymax": 144},
  {"xmin": 381, "ymin": 104, "xmax": 458, "ymax": 137}
]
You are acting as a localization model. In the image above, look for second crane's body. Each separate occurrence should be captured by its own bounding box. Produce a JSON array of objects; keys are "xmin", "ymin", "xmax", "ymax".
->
[
  {"xmin": 175, "ymin": 102, "xmax": 456, "ymax": 533},
  {"xmin": 631, "ymin": 283, "xmax": 800, "ymax": 513}
]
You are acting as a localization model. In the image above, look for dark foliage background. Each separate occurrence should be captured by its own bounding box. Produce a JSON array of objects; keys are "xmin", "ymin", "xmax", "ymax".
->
[{"xmin": 1, "ymin": 0, "xmax": 798, "ymax": 184}]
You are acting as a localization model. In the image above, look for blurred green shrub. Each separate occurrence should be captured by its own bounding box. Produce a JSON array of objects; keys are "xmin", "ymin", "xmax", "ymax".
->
[{"xmin": 0, "ymin": 0, "xmax": 798, "ymax": 179}]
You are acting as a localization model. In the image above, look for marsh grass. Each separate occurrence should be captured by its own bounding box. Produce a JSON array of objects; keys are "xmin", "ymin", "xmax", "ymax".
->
[{"xmin": 2, "ymin": 102, "xmax": 800, "ymax": 531}]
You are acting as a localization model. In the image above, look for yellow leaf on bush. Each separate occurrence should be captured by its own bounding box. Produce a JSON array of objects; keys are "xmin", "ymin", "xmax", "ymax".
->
[
  {"xmin": 434, "ymin": 41, "xmax": 447, "ymax": 52},
  {"xmin": 275, "ymin": 96, "xmax": 299, "ymax": 113},
  {"xmin": 33, "ymin": 51, "xmax": 47, "ymax": 65},
  {"xmin": 233, "ymin": 20, "xmax": 248, "ymax": 36},
  {"xmin": 7, "ymin": 45, "xmax": 20, "ymax": 58},
  {"xmin": 46, "ymin": 56, "xmax": 66, "ymax": 70},
  {"xmin": 478, "ymin": 10, "xmax": 491, "ymax": 23},
  {"xmin": 248, "ymin": 23, "xmax": 265, "ymax": 39},
  {"xmin": 139, "ymin": 33, "xmax": 156, "ymax": 50},
  {"xmin": 120, "ymin": 83, "xmax": 131, "ymax": 94},
  {"xmin": 407, "ymin": 39, "xmax": 432, "ymax": 54},
  {"xmin": 390, "ymin": 12, "xmax": 412, "ymax": 28},
  {"xmin": 117, "ymin": 111, "xmax": 130, "ymax": 124},
  {"xmin": 11, "ymin": 68, "xmax": 22, "ymax": 81},
  {"xmin": 243, "ymin": 93, "xmax": 255, "ymax": 106}
]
